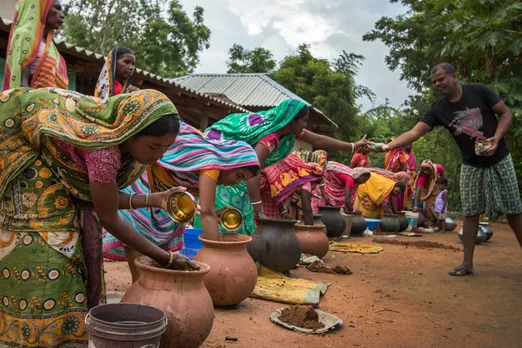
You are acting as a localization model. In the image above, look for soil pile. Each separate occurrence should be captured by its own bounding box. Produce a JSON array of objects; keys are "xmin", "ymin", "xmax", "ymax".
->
[
  {"xmin": 279, "ymin": 305, "xmax": 325, "ymax": 330},
  {"xmin": 372, "ymin": 239, "xmax": 460, "ymax": 251},
  {"xmin": 307, "ymin": 261, "xmax": 352, "ymax": 275}
]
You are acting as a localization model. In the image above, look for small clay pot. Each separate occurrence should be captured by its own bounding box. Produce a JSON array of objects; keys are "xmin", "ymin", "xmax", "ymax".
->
[
  {"xmin": 121, "ymin": 257, "xmax": 214, "ymax": 348},
  {"xmin": 194, "ymin": 234, "xmax": 257, "ymax": 306},
  {"xmin": 318, "ymin": 206, "xmax": 346, "ymax": 238},
  {"xmin": 313, "ymin": 214, "xmax": 324, "ymax": 226},
  {"xmin": 350, "ymin": 211, "xmax": 367, "ymax": 236},
  {"xmin": 294, "ymin": 223, "xmax": 330, "ymax": 258},
  {"xmin": 247, "ymin": 218, "xmax": 301, "ymax": 273},
  {"xmin": 380, "ymin": 214, "xmax": 400, "ymax": 232},
  {"xmin": 396, "ymin": 212, "xmax": 408, "ymax": 232}
]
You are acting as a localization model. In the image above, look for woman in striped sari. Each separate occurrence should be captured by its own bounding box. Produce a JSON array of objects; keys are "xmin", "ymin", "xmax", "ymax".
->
[
  {"xmin": 103, "ymin": 122, "xmax": 260, "ymax": 283},
  {"xmin": 3, "ymin": 0, "xmax": 68, "ymax": 90},
  {"xmin": 0, "ymin": 87, "xmax": 194, "ymax": 347}
]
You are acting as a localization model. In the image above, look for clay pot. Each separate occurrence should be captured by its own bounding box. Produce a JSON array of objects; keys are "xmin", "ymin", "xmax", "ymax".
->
[
  {"xmin": 294, "ymin": 223, "xmax": 330, "ymax": 258},
  {"xmin": 121, "ymin": 257, "xmax": 214, "ymax": 348},
  {"xmin": 396, "ymin": 212, "xmax": 408, "ymax": 232},
  {"xmin": 479, "ymin": 222, "xmax": 494, "ymax": 242},
  {"xmin": 350, "ymin": 211, "xmax": 367, "ymax": 236},
  {"xmin": 193, "ymin": 234, "xmax": 257, "ymax": 306},
  {"xmin": 444, "ymin": 217, "xmax": 458, "ymax": 232},
  {"xmin": 313, "ymin": 214, "xmax": 324, "ymax": 227},
  {"xmin": 457, "ymin": 227, "xmax": 487, "ymax": 245},
  {"xmin": 318, "ymin": 206, "xmax": 346, "ymax": 238},
  {"xmin": 247, "ymin": 218, "xmax": 301, "ymax": 273},
  {"xmin": 380, "ymin": 214, "xmax": 400, "ymax": 232}
]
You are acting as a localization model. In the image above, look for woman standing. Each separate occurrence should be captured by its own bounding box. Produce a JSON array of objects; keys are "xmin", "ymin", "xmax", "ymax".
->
[
  {"xmin": 413, "ymin": 160, "xmax": 445, "ymax": 227},
  {"xmin": 94, "ymin": 46, "xmax": 137, "ymax": 101},
  {"xmin": 206, "ymin": 99, "xmax": 369, "ymax": 234},
  {"xmin": 3, "ymin": 0, "xmax": 68, "ymax": 90},
  {"xmin": 351, "ymin": 145, "xmax": 371, "ymax": 168},
  {"xmin": 313, "ymin": 162, "xmax": 372, "ymax": 213},
  {"xmin": 0, "ymin": 88, "xmax": 196, "ymax": 347},
  {"xmin": 103, "ymin": 122, "xmax": 260, "ymax": 283},
  {"xmin": 403, "ymin": 144, "xmax": 417, "ymax": 207}
]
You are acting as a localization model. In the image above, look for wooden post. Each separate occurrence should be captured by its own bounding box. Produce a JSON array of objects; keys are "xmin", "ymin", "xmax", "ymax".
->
[{"xmin": 200, "ymin": 111, "xmax": 208, "ymax": 131}]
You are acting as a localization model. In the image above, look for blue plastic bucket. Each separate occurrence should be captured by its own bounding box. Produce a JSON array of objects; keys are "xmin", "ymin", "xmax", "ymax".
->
[
  {"xmin": 179, "ymin": 228, "xmax": 203, "ymax": 259},
  {"xmin": 365, "ymin": 218, "xmax": 381, "ymax": 231}
]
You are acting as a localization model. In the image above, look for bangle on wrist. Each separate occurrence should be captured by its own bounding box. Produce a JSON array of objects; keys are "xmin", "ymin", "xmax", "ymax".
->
[
  {"xmin": 251, "ymin": 201, "xmax": 262, "ymax": 206},
  {"xmin": 129, "ymin": 193, "xmax": 136, "ymax": 210},
  {"xmin": 145, "ymin": 193, "xmax": 150, "ymax": 209},
  {"xmin": 351, "ymin": 143, "xmax": 355, "ymax": 153},
  {"xmin": 165, "ymin": 251, "xmax": 175, "ymax": 268}
]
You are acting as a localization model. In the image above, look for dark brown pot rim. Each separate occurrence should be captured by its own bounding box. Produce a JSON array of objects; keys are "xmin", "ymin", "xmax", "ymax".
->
[
  {"xmin": 257, "ymin": 217, "xmax": 298, "ymax": 224},
  {"xmin": 198, "ymin": 233, "xmax": 252, "ymax": 246},
  {"xmin": 294, "ymin": 224, "xmax": 328, "ymax": 231},
  {"xmin": 135, "ymin": 256, "xmax": 210, "ymax": 275},
  {"xmin": 383, "ymin": 213, "xmax": 398, "ymax": 217},
  {"xmin": 345, "ymin": 211, "xmax": 362, "ymax": 216},
  {"xmin": 313, "ymin": 214, "xmax": 323, "ymax": 218},
  {"xmin": 318, "ymin": 206, "xmax": 343, "ymax": 210}
]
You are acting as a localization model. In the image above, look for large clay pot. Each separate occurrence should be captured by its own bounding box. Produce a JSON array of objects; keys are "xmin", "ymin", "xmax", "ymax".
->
[
  {"xmin": 380, "ymin": 214, "xmax": 400, "ymax": 232},
  {"xmin": 318, "ymin": 206, "xmax": 346, "ymax": 238},
  {"xmin": 121, "ymin": 257, "xmax": 214, "ymax": 348},
  {"xmin": 194, "ymin": 234, "xmax": 257, "ymax": 306},
  {"xmin": 444, "ymin": 217, "xmax": 458, "ymax": 232},
  {"xmin": 294, "ymin": 223, "xmax": 330, "ymax": 258},
  {"xmin": 457, "ymin": 227, "xmax": 487, "ymax": 245},
  {"xmin": 350, "ymin": 211, "xmax": 367, "ymax": 236},
  {"xmin": 479, "ymin": 222, "xmax": 494, "ymax": 242},
  {"xmin": 247, "ymin": 218, "xmax": 301, "ymax": 273},
  {"xmin": 396, "ymin": 212, "xmax": 408, "ymax": 232}
]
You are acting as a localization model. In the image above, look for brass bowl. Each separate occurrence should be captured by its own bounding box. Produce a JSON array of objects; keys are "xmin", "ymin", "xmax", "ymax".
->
[
  {"xmin": 166, "ymin": 191, "xmax": 197, "ymax": 224},
  {"xmin": 220, "ymin": 207, "xmax": 243, "ymax": 231}
]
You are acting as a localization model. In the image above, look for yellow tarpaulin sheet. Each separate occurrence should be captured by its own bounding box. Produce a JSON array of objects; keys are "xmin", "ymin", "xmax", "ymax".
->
[
  {"xmin": 328, "ymin": 242, "xmax": 383, "ymax": 254},
  {"xmin": 249, "ymin": 268, "xmax": 331, "ymax": 306}
]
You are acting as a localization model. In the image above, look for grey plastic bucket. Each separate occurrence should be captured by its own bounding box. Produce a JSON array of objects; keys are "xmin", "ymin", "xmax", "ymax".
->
[{"xmin": 86, "ymin": 303, "xmax": 167, "ymax": 348}]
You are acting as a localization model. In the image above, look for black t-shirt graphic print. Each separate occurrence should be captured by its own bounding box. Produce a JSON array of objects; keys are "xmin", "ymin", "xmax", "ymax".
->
[{"xmin": 421, "ymin": 84, "xmax": 509, "ymax": 167}]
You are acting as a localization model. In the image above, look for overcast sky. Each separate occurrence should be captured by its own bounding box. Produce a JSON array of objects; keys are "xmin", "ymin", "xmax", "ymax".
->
[{"xmin": 178, "ymin": 0, "xmax": 415, "ymax": 112}]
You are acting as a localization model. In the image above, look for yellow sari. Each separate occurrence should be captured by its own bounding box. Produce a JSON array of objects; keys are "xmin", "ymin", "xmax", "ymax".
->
[{"xmin": 355, "ymin": 174, "xmax": 396, "ymax": 218}]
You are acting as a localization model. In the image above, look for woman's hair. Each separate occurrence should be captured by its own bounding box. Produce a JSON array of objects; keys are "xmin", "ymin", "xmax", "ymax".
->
[
  {"xmin": 244, "ymin": 165, "xmax": 260, "ymax": 176},
  {"xmin": 395, "ymin": 182, "xmax": 407, "ymax": 192},
  {"xmin": 437, "ymin": 177, "xmax": 448, "ymax": 185},
  {"xmin": 136, "ymin": 114, "xmax": 180, "ymax": 137},
  {"xmin": 294, "ymin": 105, "xmax": 310, "ymax": 120},
  {"xmin": 114, "ymin": 46, "xmax": 134, "ymax": 59}
]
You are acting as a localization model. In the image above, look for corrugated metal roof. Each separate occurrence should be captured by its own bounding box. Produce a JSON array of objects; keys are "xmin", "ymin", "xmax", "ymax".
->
[
  {"xmin": 173, "ymin": 73, "xmax": 337, "ymax": 127},
  {"xmin": 0, "ymin": 17, "xmax": 247, "ymax": 114}
]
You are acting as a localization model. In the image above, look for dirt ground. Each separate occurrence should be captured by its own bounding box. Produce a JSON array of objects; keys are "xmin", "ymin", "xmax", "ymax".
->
[{"xmin": 104, "ymin": 222, "xmax": 522, "ymax": 348}]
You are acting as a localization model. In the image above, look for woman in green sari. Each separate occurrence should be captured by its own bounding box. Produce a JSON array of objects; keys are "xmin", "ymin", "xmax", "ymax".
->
[
  {"xmin": 206, "ymin": 99, "xmax": 369, "ymax": 234},
  {"xmin": 0, "ymin": 87, "xmax": 196, "ymax": 347}
]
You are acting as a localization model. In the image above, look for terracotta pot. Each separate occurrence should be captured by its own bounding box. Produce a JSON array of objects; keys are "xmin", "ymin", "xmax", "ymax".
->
[
  {"xmin": 247, "ymin": 218, "xmax": 301, "ymax": 273},
  {"xmin": 121, "ymin": 257, "xmax": 214, "ymax": 348},
  {"xmin": 318, "ymin": 206, "xmax": 346, "ymax": 238},
  {"xmin": 396, "ymin": 212, "xmax": 408, "ymax": 232},
  {"xmin": 193, "ymin": 234, "xmax": 257, "ymax": 306},
  {"xmin": 380, "ymin": 214, "xmax": 400, "ymax": 232},
  {"xmin": 294, "ymin": 223, "xmax": 330, "ymax": 258},
  {"xmin": 350, "ymin": 211, "xmax": 367, "ymax": 236}
]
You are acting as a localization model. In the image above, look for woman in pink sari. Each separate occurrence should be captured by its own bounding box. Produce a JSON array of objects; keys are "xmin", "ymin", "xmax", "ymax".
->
[{"xmin": 404, "ymin": 144, "xmax": 417, "ymax": 207}]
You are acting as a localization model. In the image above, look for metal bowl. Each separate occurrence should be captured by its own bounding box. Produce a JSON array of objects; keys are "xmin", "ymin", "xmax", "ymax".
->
[
  {"xmin": 457, "ymin": 227, "xmax": 487, "ymax": 244},
  {"xmin": 220, "ymin": 207, "xmax": 243, "ymax": 231},
  {"xmin": 479, "ymin": 222, "xmax": 494, "ymax": 242},
  {"xmin": 444, "ymin": 217, "xmax": 458, "ymax": 232},
  {"xmin": 166, "ymin": 191, "xmax": 197, "ymax": 224}
]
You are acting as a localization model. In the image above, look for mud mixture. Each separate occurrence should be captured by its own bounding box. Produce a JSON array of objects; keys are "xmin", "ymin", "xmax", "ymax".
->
[
  {"xmin": 372, "ymin": 238, "xmax": 461, "ymax": 251},
  {"xmin": 279, "ymin": 305, "xmax": 325, "ymax": 330},
  {"xmin": 307, "ymin": 261, "xmax": 352, "ymax": 275}
]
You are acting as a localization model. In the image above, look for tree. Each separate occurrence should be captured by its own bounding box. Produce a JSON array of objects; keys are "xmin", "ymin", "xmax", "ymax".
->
[
  {"xmin": 61, "ymin": 0, "xmax": 211, "ymax": 77},
  {"xmin": 226, "ymin": 44, "xmax": 277, "ymax": 73},
  {"xmin": 364, "ymin": 0, "xmax": 522, "ymax": 205}
]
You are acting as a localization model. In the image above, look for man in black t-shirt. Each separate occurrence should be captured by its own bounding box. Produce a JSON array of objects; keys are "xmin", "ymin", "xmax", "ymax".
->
[{"xmin": 376, "ymin": 63, "xmax": 522, "ymax": 277}]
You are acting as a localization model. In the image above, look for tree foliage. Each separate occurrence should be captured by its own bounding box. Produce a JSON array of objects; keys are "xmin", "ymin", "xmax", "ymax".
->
[
  {"xmin": 364, "ymin": 0, "xmax": 522, "ymax": 206},
  {"xmin": 61, "ymin": 0, "xmax": 211, "ymax": 77},
  {"xmin": 226, "ymin": 44, "xmax": 277, "ymax": 73}
]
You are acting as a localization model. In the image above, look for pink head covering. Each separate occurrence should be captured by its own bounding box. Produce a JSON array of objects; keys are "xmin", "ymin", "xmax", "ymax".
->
[{"xmin": 436, "ymin": 164, "xmax": 444, "ymax": 176}]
